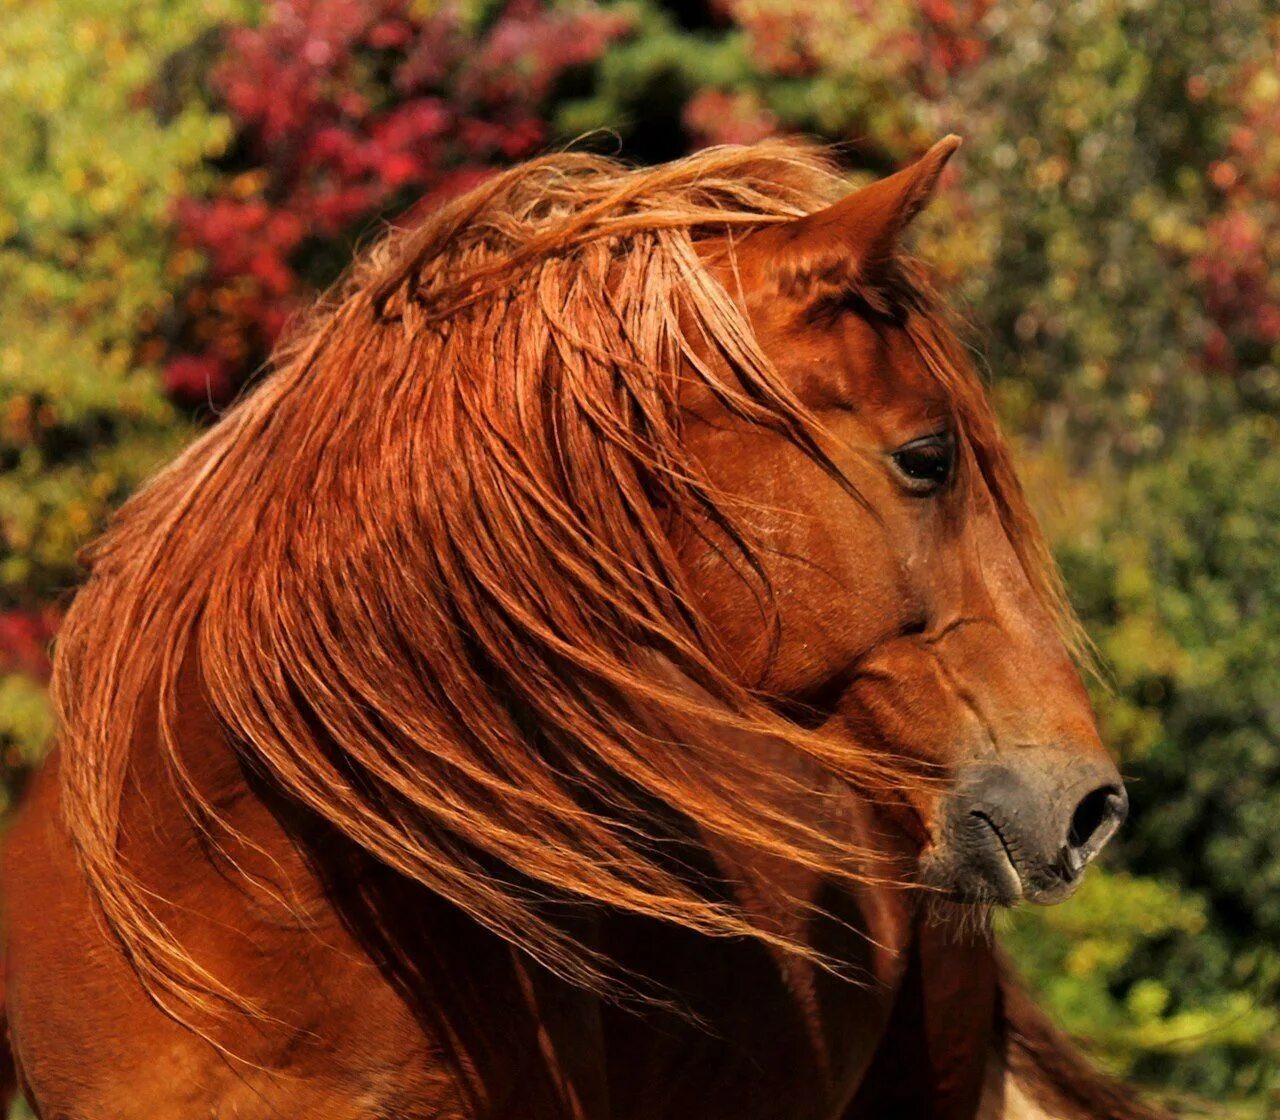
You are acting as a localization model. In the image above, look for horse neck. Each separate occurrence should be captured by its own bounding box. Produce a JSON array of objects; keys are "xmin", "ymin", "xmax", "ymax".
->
[{"xmin": 848, "ymin": 913, "xmax": 1001, "ymax": 1120}]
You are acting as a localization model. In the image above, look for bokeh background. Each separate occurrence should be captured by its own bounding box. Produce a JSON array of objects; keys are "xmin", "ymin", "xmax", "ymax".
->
[{"xmin": 2, "ymin": 0, "xmax": 1278, "ymax": 1114}]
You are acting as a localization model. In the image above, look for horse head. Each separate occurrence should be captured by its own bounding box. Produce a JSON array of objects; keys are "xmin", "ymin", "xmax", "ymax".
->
[{"xmin": 685, "ymin": 138, "xmax": 1125, "ymax": 907}]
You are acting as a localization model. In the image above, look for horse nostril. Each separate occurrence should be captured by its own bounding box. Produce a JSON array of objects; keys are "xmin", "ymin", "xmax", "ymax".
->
[
  {"xmin": 1066, "ymin": 783, "xmax": 1127, "ymax": 858},
  {"xmin": 948, "ymin": 752, "xmax": 1127, "ymax": 903}
]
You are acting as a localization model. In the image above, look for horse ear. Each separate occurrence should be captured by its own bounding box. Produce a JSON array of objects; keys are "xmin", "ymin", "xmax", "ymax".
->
[{"xmin": 762, "ymin": 135, "xmax": 962, "ymax": 291}]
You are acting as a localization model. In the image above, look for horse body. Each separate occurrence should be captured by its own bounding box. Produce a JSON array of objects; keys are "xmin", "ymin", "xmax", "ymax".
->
[{"xmin": 3, "ymin": 138, "xmax": 1165, "ymax": 1118}]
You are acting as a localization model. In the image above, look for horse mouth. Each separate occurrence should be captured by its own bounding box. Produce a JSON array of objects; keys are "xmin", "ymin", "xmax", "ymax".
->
[
  {"xmin": 920, "ymin": 807, "xmax": 1068, "ymax": 907},
  {"xmin": 968, "ymin": 810, "xmax": 1024, "ymax": 903}
]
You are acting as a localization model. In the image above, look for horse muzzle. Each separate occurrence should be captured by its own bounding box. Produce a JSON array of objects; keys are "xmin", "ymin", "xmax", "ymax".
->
[{"xmin": 926, "ymin": 745, "xmax": 1128, "ymax": 906}]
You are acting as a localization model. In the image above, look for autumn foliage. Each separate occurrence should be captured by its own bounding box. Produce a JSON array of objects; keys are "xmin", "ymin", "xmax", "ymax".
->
[
  {"xmin": 5, "ymin": 0, "xmax": 1280, "ymax": 1111},
  {"xmin": 165, "ymin": 0, "xmax": 628, "ymax": 404}
]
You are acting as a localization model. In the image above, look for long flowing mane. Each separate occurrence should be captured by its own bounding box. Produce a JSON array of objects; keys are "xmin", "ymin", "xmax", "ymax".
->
[{"xmin": 52, "ymin": 140, "xmax": 1076, "ymax": 1019}]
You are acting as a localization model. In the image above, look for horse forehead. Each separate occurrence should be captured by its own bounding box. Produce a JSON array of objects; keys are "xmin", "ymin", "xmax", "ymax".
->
[{"xmin": 757, "ymin": 298, "xmax": 949, "ymax": 420}]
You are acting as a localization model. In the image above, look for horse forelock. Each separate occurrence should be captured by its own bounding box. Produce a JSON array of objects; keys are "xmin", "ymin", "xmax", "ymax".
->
[{"xmin": 51, "ymin": 139, "xmax": 1080, "ymax": 1021}]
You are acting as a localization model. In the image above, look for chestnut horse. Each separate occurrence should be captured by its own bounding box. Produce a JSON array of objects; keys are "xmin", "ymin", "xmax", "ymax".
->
[{"xmin": 3, "ymin": 139, "xmax": 1167, "ymax": 1120}]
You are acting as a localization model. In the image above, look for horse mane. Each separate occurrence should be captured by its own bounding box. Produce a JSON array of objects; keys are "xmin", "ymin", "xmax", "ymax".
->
[{"xmin": 51, "ymin": 139, "xmax": 1080, "ymax": 1020}]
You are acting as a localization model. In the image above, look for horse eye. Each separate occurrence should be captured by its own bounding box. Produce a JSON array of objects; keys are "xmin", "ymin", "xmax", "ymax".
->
[{"xmin": 890, "ymin": 433, "xmax": 954, "ymax": 494}]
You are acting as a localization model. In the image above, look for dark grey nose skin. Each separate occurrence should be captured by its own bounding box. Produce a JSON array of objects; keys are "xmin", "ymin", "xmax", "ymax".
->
[{"xmin": 930, "ymin": 746, "xmax": 1128, "ymax": 905}]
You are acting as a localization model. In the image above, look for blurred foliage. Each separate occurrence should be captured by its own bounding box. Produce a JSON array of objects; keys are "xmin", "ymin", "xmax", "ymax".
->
[
  {"xmin": 947, "ymin": 0, "xmax": 1227, "ymax": 453},
  {"xmin": 0, "ymin": 0, "xmax": 256, "ymax": 805},
  {"xmin": 1025, "ymin": 418, "xmax": 1280, "ymax": 1107},
  {"xmin": 1001, "ymin": 870, "xmax": 1278, "ymax": 1111},
  {"xmin": 3, "ymin": 0, "xmax": 1280, "ymax": 1113}
]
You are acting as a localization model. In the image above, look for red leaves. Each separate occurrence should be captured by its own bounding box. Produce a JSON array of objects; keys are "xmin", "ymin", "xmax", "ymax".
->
[
  {"xmin": 918, "ymin": 0, "xmax": 992, "ymax": 77},
  {"xmin": 162, "ymin": 353, "xmax": 237, "ymax": 403},
  {"xmin": 683, "ymin": 90, "xmax": 777, "ymax": 149},
  {"xmin": 1190, "ymin": 43, "xmax": 1280, "ymax": 374},
  {"xmin": 175, "ymin": 198, "xmax": 305, "ymax": 291},
  {"xmin": 164, "ymin": 0, "xmax": 627, "ymax": 407},
  {"xmin": 0, "ymin": 609, "xmax": 59, "ymax": 683}
]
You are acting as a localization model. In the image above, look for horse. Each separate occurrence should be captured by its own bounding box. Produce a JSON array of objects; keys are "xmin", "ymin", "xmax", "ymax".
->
[{"xmin": 1, "ymin": 137, "xmax": 1168, "ymax": 1120}]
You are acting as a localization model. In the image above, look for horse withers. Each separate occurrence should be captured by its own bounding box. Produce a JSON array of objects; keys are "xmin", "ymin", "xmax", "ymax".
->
[{"xmin": 3, "ymin": 138, "xmax": 1161, "ymax": 1119}]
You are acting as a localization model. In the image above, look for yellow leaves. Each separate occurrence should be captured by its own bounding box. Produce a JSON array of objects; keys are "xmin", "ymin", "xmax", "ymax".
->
[
  {"xmin": 168, "ymin": 247, "xmax": 204, "ymax": 282},
  {"xmin": 25, "ymin": 191, "xmax": 52, "ymax": 221},
  {"xmin": 1129, "ymin": 188, "xmax": 1159, "ymax": 223},
  {"xmin": 89, "ymin": 471, "xmax": 117, "ymax": 500},
  {"xmin": 1033, "ymin": 154, "xmax": 1069, "ymax": 190},
  {"xmin": 71, "ymin": 18, "xmax": 97, "ymax": 53},
  {"xmin": 0, "ymin": 675, "xmax": 55, "ymax": 777},
  {"xmin": 1099, "ymin": 702, "xmax": 1165, "ymax": 763},
  {"xmin": 1254, "ymin": 413, "xmax": 1280, "ymax": 440},
  {"xmin": 1248, "ymin": 66, "xmax": 1280, "ymax": 105},
  {"xmin": 1177, "ymin": 223, "xmax": 1208, "ymax": 256},
  {"xmin": 915, "ymin": 195, "xmax": 995, "ymax": 286},
  {"xmin": 230, "ymin": 170, "xmax": 270, "ymax": 200},
  {"xmin": 1050, "ymin": 273, "xmax": 1078, "ymax": 301},
  {"xmin": 1063, "ymin": 106, "xmax": 1089, "ymax": 133},
  {"xmin": 1014, "ymin": 438, "xmax": 1107, "ymax": 539},
  {"xmin": 1081, "ymin": 359, "xmax": 1109, "ymax": 390},
  {"xmin": 63, "ymin": 164, "xmax": 87, "ymax": 195},
  {"xmin": 1126, "ymin": 979, "xmax": 1171, "ymax": 1021},
  {"xmin": 1066, "ymin": 933, "xmax": 1129, "ymax": 979},
  {"xmin": 103, "ymin": 35, "xmax": 129, "ymax": 70},
  {"xmin": 1123, "ymin": 991, "xmax": 1277, "ymax": 1058},
  {"xmin": 87, "ymin": 183, "xmax": 122, "ymax": 217},
  {"xmin": 0, "ymin": 0, "xmax": 246, "ymax": 510},
  {"xmin": 66, "ymin": 502, "xmax": 94, "ymax": 535},
  {"xmin": 1149, "ymin": 208, "xmax": 1190, "ymax": 248},
  {"xmin": 203, "ymin": 115, "xmax": 235, "ymax": 161}
]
